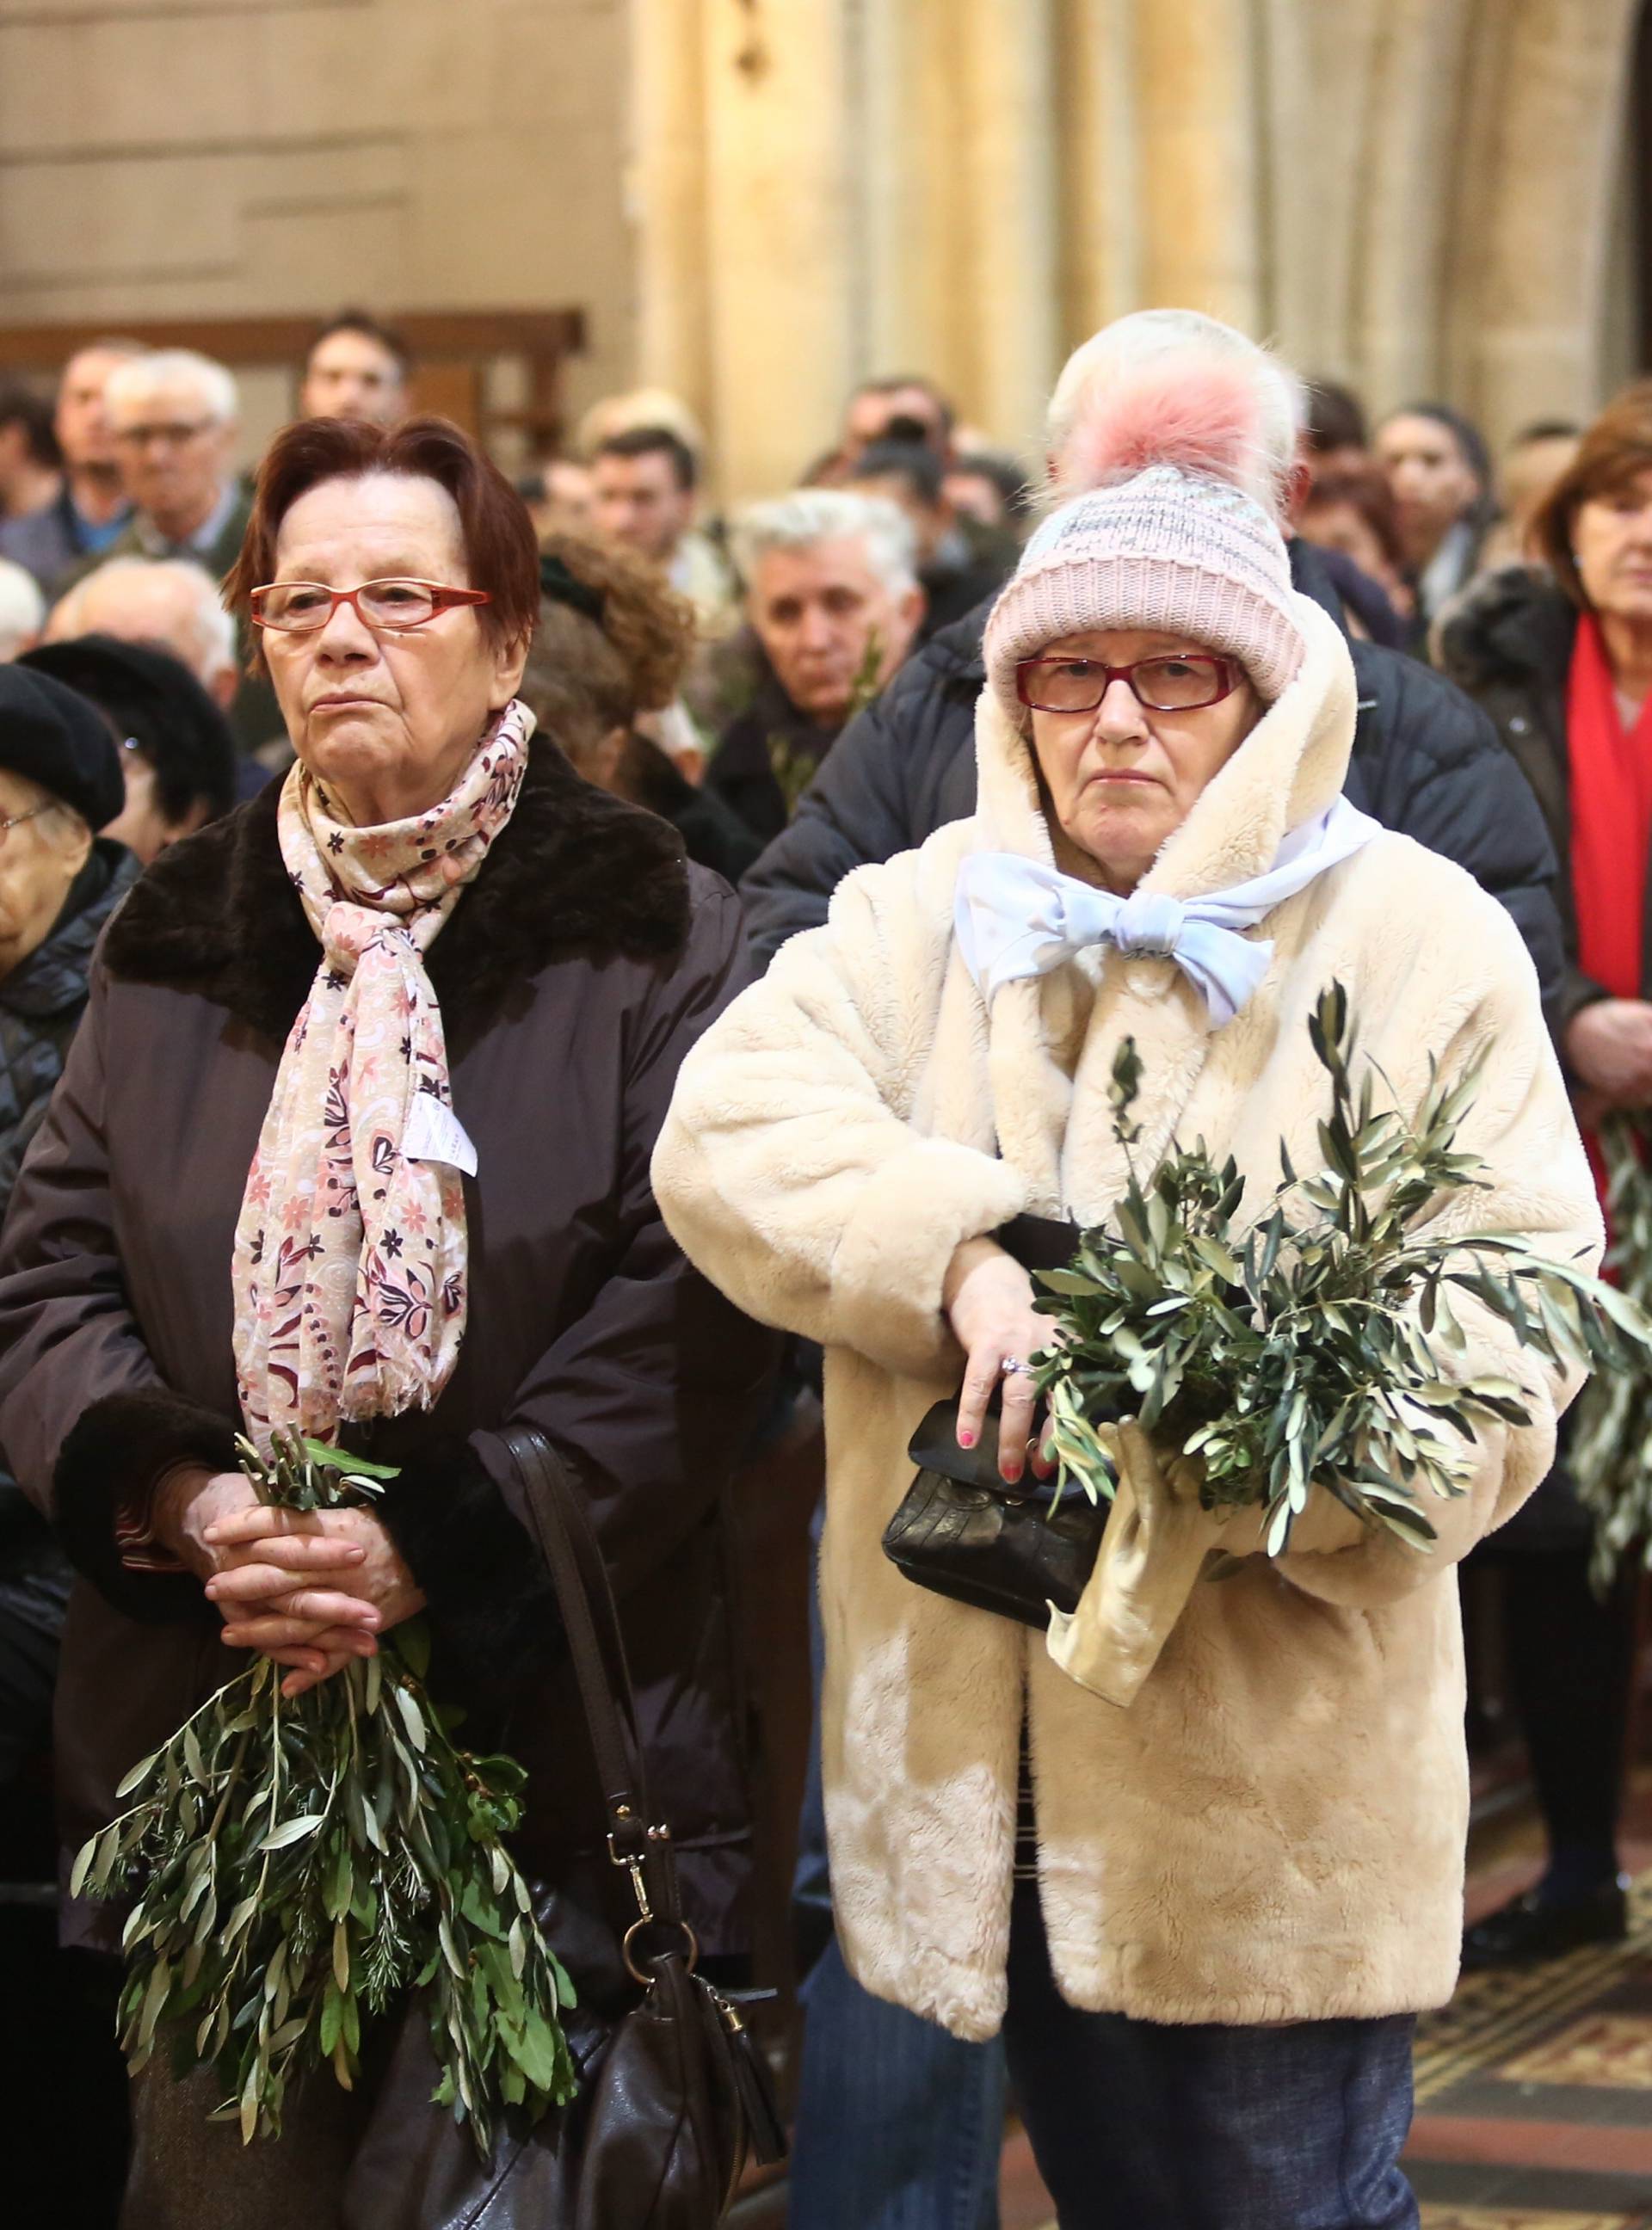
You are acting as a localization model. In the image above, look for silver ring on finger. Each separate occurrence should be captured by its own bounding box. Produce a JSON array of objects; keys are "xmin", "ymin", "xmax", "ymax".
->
[{"xmin": 1000, "ymin": 1356, "xmax": 1033, "ymax": 1378}]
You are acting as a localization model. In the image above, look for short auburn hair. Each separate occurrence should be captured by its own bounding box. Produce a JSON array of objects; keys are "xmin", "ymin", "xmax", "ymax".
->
[
  {"xmin": 1530, "ymin": 382, "xmax": 1652, "ymax": 607},
  {"xmin": 224, "ymin": 415, "xmax": 539, "ymax": 663}
]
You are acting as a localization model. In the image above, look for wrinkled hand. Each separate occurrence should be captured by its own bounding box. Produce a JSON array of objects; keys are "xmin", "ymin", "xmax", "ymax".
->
[
  {"xmin": 153, "ymin": 1467, "xmax": 416, "ymax": 1698},
  {"xmin": 1565, "ymin": 998, "xmax": 1652, "ymax": 1108},
  {"xmin": 203, "ymin": 1504, "xmax": 426, "ymax": 1698},
  {"xmin": 942, "ymin": 1238, "xmax": 1057, "ymax": 1484}
]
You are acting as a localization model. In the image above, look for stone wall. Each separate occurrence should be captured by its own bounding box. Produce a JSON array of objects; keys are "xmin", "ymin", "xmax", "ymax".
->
[
  {"xmin": 0, "ymin": 0, "xmax": 631, "ymax": 463},
  {"xmin": 2, "ymin": 0, "xmax": 1647, "ymax": 499},
  {"xmin": 633, "ymin": 0, "xmax": 1650, "ymax": 502}
]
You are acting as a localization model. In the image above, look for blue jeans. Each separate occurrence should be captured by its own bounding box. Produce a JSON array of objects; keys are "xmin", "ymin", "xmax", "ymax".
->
[
  {"xmin": 1003, "ymin": 1878, "xmax": 1420, "ymax": 2230},
  {"xmin": 788, "ymin": 1506, "xmax": 1007, "ymax": 2230}
]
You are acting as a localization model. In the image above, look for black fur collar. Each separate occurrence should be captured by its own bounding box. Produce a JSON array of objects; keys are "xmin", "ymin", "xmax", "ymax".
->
[{"xmin": 103, "ymin": 741, "xmax": 691, "ymax": 1046}]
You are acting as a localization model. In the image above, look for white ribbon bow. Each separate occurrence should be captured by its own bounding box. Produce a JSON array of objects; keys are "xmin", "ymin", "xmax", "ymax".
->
[{"xmin": 953, "ymin": 798, "xmax": 1380, "ymax": 1027}]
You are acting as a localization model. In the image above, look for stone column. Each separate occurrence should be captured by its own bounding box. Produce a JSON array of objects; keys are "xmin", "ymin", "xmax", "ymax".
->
[
  {"xmin": 1350, "ymin": 0, "xmax": 1476, "ymax": 413},
  {"xmin": 1132, "ymin": 0, "xmax": 1266, "ymax": 332},
  {"xmin": 1258, "ymin": 0, "xmax": 1385, "ymax": 381},
  {"xmin": 956, "ymin": 0, "xmax": 1062, "ymax": 447},
  {"xmin": 1057, "ymin": 0, "xmax": 1144, "ymax": 349},
  {"xmin": 700, "ymin": 0, "xmax": 860, "ymax": 503},
  {"xmin": 1447, "ymin": 0, "xmax": 1642, "ymax": 445},
  {"xmin": 628, "ymin": 0, "xmax": 713, "ymax": 434}
]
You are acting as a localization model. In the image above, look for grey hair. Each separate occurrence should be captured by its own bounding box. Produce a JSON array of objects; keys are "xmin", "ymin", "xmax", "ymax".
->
[
  {"xmin": 1044, "ymin": 309, "xmax": 1306, "ymax": 523},
  {"xmin": 50, "ymin": 556, "xmax": 237, "ymax": 685},
  {"xmin": 0, "ymin": 558, "xmax": 45, "ymax": 662},
  {"xmin": 104, "ymin": 348, "xmax": 239, "ymax": 428},
  {"xmin": 730, "ymin": 490, "xmax": 918, "ymax": 600}
]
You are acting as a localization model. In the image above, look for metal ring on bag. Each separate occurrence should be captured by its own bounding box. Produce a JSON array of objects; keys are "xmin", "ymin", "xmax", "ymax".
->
[{"xmin": 623, "ymin": 1914, "xmax": 700, "ymax": 1986}]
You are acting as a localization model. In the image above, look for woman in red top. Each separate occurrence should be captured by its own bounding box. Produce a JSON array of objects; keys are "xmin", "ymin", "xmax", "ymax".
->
[{"xmin": 1439, "ymin": 383, "xmax": 1652, "ymax": 1967}]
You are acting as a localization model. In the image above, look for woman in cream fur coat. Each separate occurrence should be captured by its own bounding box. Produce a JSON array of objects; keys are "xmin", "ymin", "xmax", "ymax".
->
[{"xmin": 653, "ymin": 384, "xmax": 1600, "ymax": 2228}]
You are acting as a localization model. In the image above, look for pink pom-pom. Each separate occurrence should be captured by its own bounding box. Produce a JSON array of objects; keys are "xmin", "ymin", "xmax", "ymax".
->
[{"xmin": 1055, "ymin": 359, "xmax": 1267, "ymax": 500}]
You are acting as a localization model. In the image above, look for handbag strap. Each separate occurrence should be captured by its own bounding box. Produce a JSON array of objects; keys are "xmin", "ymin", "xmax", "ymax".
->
[{"xmin": 497, "ymin": 1424, "xmax": 686, "ymax": 1939}]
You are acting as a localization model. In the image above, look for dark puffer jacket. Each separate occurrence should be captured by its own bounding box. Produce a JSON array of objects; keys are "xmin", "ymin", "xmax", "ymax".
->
[
  {"xmin": 741, "ymin": 541, "xmax": 1567, "ymax": 1020},
  {"xmin": 1435, "ymin": 564, "xmax": 1604, "ymax": 1027}
]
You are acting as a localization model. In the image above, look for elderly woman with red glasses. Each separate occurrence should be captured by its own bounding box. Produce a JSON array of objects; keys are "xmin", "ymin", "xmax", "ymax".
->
[
  {"xmin": 654, "ymin": 383, "xmax": 1599, "ymax": 2227},
  {"xmin": 0, "ymin": 416, "xmax": 775, "ymax": 2227}
]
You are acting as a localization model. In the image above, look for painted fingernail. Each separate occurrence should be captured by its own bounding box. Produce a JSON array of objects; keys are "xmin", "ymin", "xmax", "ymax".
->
[
  {"xmin": 958, "ymin": 1430, "xmax": 976, "ymax": 1448},
  {"xmin": 1002, "ymin": 1463, "xmax": 1023, "ymax": 1484}
]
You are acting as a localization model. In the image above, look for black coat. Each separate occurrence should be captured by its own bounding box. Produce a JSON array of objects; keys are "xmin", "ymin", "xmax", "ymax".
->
[
  {"xmin": 706, "ymin": 668, "xmax": 840, "ymax": 847},
  {"xmin": 0, "ymin": 748, "xmax": 779, "ymax": 1956},
  {"xmin": 1436, "ymin": 564, "xmax": 1607, "ymax": 1028},
  {"xmin": 741, "ymin": 541, "xmax": 1568, "ymax": 1020}
]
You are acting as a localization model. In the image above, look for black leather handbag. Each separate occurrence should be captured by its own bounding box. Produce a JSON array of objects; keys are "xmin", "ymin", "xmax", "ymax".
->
[
  {"xmin": 880, "ymin": 1213, "xmax": 1110, "ymax": 1631},
  {"xmin": 882, "ymin": 1397, "xmax": 1107, "ymax": 1629},
  {"xmin": 343, "ymin": 1425, "xmax": 785, "ymax": 2230}
]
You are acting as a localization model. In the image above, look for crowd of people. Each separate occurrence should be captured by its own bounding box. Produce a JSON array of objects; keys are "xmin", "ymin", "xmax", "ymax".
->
[{"xmin": 0, "ymin": 299, "xmax": 1643, "ymax": 2229}]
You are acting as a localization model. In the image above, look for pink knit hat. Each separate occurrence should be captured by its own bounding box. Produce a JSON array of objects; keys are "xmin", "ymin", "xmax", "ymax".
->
[{"xmin": 983, "ymin": 364, "xmax": 1307, "ymax": 716}]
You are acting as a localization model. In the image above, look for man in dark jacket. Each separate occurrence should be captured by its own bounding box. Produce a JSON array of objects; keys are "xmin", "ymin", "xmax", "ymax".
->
[{"xmin": 743, "ymin": 537, "xmax": 1565, "ymax": 1012}]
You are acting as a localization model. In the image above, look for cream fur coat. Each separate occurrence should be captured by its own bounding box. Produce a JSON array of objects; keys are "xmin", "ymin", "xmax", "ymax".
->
[{"xmin": 653, "ymin": 594, "xmax": 1601, "ymax": 2038}]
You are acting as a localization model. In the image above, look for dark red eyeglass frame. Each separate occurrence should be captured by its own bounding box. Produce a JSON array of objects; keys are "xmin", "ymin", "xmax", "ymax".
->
[
  {"xmin": 1014, "ymin": 652, "xmax": 1241, "ymax": 714},
  {"xmin": 249, "ymin": 579, "xmax": 493, "ymax": 632}
]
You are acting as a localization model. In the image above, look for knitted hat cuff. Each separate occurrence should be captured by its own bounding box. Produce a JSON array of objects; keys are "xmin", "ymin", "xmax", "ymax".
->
[
  {"xmin": 984, "ymin": 554, "xmax": 1304, "ymax": 713},
  {"xmin": 982, "ymin": 466, "xmax": 1308, "ymax": 714}
]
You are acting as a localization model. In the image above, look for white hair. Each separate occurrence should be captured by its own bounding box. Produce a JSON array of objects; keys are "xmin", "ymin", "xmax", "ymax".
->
[
  {"xmin": 0, "ymin": 559, "xmax": 46, "ymax": 662},
  {"xmin": 730, "ymin": 490, "xmax": 918, "ymax": 600},
  {"xmin": 48, "ymin": 556, "xmax": 237, "ymax": 687},
  {"xmin": 104, "ymin": 348, "xmax": 239, "ymax": 428},
  {"xmin": 1045, "ymin": 310, "xmax": 1305, "ymax": 522}
]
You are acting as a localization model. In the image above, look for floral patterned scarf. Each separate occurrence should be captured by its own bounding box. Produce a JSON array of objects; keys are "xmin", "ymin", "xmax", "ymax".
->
[{"xmin": 231, "ymin": 700, "xmax": 533, "ymax": 1452}]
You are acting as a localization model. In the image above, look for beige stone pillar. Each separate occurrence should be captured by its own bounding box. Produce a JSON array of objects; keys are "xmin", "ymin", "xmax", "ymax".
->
[
  {"xmin": 1258, "ymin": 0, "xmax": 1385, "ymax": 381},
  {"xmin": 955, "ymin": 0, "xmax": 1062, "ymax": 449},
  {"xmin": 1132, "ymin": 0, "xmax": 1265, "ymax": 333},
  {"xmin": 700, "ymin": 0, "xmax": 860, "ymax": 504},
  {"xmin": 1350, "ymin": 0, "xmax": 1476, "ymax": 413},
  {"xmin": 628, "ymin": 0, "xmax": 712, "ymax": 435},
  {"xmin": 1447, "ymin": 0, "xmax": 1641, "ymax": 446},
  {"xmin": 1057, "ymin": 0, "xmax": 1144, "ymax": 349}
]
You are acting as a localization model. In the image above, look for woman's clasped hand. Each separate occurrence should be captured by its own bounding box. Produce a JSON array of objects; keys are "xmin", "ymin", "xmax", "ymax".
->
[{"xmin": 155, "ymin": 1463, "xmax": 424, "ymax": 1697}]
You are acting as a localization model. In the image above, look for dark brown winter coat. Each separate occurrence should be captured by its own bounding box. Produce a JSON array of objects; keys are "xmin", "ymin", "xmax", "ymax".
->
[{"xmin": 0, "ymin": 740, "xmax": 779, "ymax": 1967}]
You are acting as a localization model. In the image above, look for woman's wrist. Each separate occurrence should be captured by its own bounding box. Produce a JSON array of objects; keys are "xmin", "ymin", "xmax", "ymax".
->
[
  {"xmin": 150, "ymin": 1463, "xmax": 234, "ymax": 1576},
  {"xmin": 941, "ymin": 1235, "xmax": 1008, "ymax": 1315}
]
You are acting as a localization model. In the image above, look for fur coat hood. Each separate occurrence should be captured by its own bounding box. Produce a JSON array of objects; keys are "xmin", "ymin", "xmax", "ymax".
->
[{"xmin": 654, "ymin": 594, "xmax": 1600, "ymax": 2039}]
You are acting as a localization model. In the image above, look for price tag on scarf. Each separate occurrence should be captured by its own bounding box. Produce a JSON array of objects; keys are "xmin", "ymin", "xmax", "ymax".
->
[{"xmin": 404, "ymin": 1089, "xmax": 479, "ymax": 1175}]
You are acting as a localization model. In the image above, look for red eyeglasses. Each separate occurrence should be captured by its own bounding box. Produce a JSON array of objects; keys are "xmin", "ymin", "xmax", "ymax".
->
[
  {"xmin": 1015, "ymin": 653, "xmax": 1240, "ymax": 715},
  {"xmin": 250, "ymin": 578, "xmax": 492, "ymax": 633}
]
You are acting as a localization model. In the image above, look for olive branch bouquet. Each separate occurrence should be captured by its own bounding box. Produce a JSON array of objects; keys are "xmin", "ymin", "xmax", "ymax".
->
[
  {"xmin": 71, "ymin": 1432, "xmax": 576, "ymax": 2153},
  {"xmin": 1033, "ymin": 984, "xmax": 1651, "ymax": 1560},
  {"xmin": 1566, "ymin": 1112, "xmax": 1652, "ymax": 1587}
]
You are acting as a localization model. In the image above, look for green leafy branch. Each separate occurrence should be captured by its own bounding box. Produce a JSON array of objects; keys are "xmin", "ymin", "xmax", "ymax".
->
[
  {"xmin": 72, "ymin": 1431, "xmax": 576, "ymax": 2154},
  {"xmin": 1033, "ymin": 984, "xmax": 1650, "ymax": 1559},
  {"xmin": 1569, "ymin": 1112, "xmax": 1652, "ymax": 1588}
]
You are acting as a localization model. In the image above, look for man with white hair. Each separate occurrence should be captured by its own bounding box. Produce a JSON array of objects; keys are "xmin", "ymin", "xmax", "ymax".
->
[
  {"xmin": 707, "ymin": 490, "xmax": 924, "ymax": 842},
  {"xmin": 96, "ymin": 349, "xmax": 246, "ymax": 577},
  {"xmin": 0, "ymin": 342, "xmax": 143, "ymax": 594},
  {"xmin": 0, "ymin": 560, "xmax": 45, "ymax": 663},
  {"xmin": 45, "ymin": 557, "xmax": 237, "ymax": 712},
  {"xmin": 759, "ymin": 310, "xmax": 1568, "ymax": 2230},
  {"xmin": 82, "ymin": 354, "xmax": 287, "ymax": 753}
]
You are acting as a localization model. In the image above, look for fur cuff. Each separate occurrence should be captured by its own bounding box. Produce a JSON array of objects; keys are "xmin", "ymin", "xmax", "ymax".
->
[
  {"xmin": 54, "ymin": 1389, "xmax": 238, "ymax": 1624},
  {"xmin": 378, "ymin": 1434, "xmax": 563, "ymax": 1691},
  {"xmin": 829, "ymin": 1138, "xmax": 1027, "ymax": 1379}
]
